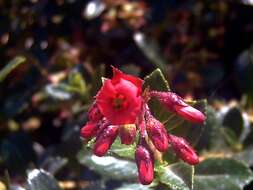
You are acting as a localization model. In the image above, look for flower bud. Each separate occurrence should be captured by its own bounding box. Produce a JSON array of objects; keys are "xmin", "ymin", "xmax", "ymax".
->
[
  {"xmin": 80, "ymin": 121, "xmax": 99, "ymax": 139},
  {"xmin": 135, "ymin": 144, "xmax": 154, "ymax": 185},
  {"xmin": 174, "ymin": 105, "xmax": 206, "ymax": 124},
  {"xmin": 150, "ymin": 91, "xmax": 205, "ymax": 124},
  {"xmin": 168, "ymin": 134, "xmax": 199, "ymax": 165},
  {"xmin": 119, "ymin": 124, "xmax": 136, "ymax": 145},
  {"xmin": 88, "ymin": 103, "xmax": 103, "ymax": 122},
  {"xmin": 146, "ymin": 116, "xmax": 168, "ymax": 152},
  {"xmin": 93, "ymin": 125, "xmax": 119, "ymax": 157}
]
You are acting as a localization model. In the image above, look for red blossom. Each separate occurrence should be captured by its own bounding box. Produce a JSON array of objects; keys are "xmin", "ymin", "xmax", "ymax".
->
[
  {"xmin": 168, "ymin": 134, "xmax": 199, "ymax": 165},
  {"xmin": 135, "ymin": 143, "xmax": 154, "ymax": 185},
  {"xmin": 93, "ymin": 125, "xmax": 119, "ymax": 157},
  {"xmin": 96, "ymin": 67, "xmax": 143, "ymax": 125},
  {"xmin": 150, "ymin": 91, "xmax": 206, "ymax": 124},
  {"xmin": 119, "ymin": 124, "xmax": 136, "ymax": 145}
]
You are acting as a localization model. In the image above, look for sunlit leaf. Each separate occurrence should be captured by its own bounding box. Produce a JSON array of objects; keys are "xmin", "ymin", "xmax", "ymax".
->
[
  {"xmin": 77, "ymin": 151, "xmax": 137, "ymax": 180},
  {"xmin": 157, "ymin": 163, "xmax": 194, "ymax": 190},
  {"xmin": 26, "ymin": 169, "xmax": 62, "ymax": 190},
  {"xmin": 194, "ymin": 158, "xmax": 253, "ymax": 190}
]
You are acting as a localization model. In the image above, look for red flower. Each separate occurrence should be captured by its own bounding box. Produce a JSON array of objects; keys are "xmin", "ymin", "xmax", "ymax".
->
[
  {"xmin": 135, "ymin": 143, "xmax": 154, "ymax": 185},
  {"xmin": 150, "ymin": 91, "xmax": 205, "ymax": 124},
  {"xmin": 96, "ymin": 67, "xmax": 143, "ymax": 125},
  {"xmin": 168, "ymin": 134, "xmax": 199, "ymax": 165},
  {"xmin": 93, "ymin": 125, "xmax": 119, "ymax": 157},
  {"xmin": 119, "ymin": 124, "xmax": 136, "ymax": 145},
  {"xmin": 146, "ymin": 115, "xmax": 169, "ymax": 152}
]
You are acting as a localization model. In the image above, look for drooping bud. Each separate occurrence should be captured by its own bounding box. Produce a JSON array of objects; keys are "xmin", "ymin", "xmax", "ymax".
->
[
  {"xmin": 93, "ymin": 125, "xmax": 119, "ymax": 157},
  {"xmin": 80, "ymin": 121, "xmax": 99, "ymax": 139},
  {"xmin": 88, "ymin": 103, "xmax": 103, "ymax": 122},
  {"xmin": 168, "ymin": 134, "xmax": 199, "ymax": 165},
  {"xmin": 150, "ymin": 91, "xmax": 205, "ymax": 124},
  {"xmin": 146, "ymin": 115, "xmax": 168, "ymax": 152},
  {"xmin": 135, "ymin": 143, "xmax": 154, "ymax": 185},
  {"xmin": 119, "ymin": 124, "xmax": 136, "ymax": 145}
]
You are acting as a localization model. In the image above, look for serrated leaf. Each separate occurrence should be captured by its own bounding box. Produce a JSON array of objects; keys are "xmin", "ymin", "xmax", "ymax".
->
[
  {"xmin": 157, "ymin": 163, "xmax": 194, "ymax": 190},
  {"xmin": 26, "ymin": 169, "xmax": 62, "ymax": 190},
  {"xmin": 0, "ymin": 56, "xmax": 26, "ymax": 82},
  {"xmin": 222, "ymin": 107, "xmax": 244, "ymax": 138},
  {"xmin": 77, "ymin": 151, "xmax": 137, "ymax": 180},
  {"xmin": 143, "ymin": 68, "xmax": 170, "ymax": 92},
  {"xmin": 194, "ymin": 158, "xmax": 253, "ymax": 190}
]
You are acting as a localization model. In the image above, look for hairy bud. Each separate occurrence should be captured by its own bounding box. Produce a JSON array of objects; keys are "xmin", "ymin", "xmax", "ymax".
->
[
  {"xmin": 93, "ymin": 125, "xmax": 119, "ymax": 157},
  {"xmin": 168, "ymin": 134, "xmax": 199, "ymax": 165},
  {"xmin": 146, "ymin": 115, "xmax": 168, "ymax": 152},
  {"xmin": 135, "ymin": 143, "xmax": 154, "ymax": 185},
  {"xmin": 80, "ymin": 121, "xmax": 99, "ymax": 139},
  {"xmin": 150, "ymin": 91, "xmax": 205, "ymax": 124}
]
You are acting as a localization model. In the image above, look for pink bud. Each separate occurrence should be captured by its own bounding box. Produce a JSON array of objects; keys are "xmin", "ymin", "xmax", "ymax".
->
[
  {"xmin": 174, "ymin": 105, "xmax": 206, "ymax": 124},
  {"xmin": 135, "ymin": 144, "xmax": 154, "ymax": 185},
  {"xmin": 168, "ymin": 134, "xmax": 199, "ymax": 165},
  {"xmin": 80, "ymin": 121, "xmax": 99, "ymax": 139},
  {"xmin": 93, "ymin": 125, "xmax": 119, "ymax": 157},
  {"xmin": 88, "ymin": 103, "xmax": 103, "ymax": 122},
  {"xmin": 119, "ymin": 124, "xmax": 136, "ymax": 145},
  {"xmin": 150, "ymin": 91, "xmax": 205, "ymax": 124},
  {"xmin": 146, "ymin": 116, "xmax": 168, "ymax": 152}
]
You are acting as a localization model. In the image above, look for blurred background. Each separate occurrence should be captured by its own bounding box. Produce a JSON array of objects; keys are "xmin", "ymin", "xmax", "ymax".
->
[{"xmin": 0, "ymin": 0, "xmax": 253, "ymax": 190}]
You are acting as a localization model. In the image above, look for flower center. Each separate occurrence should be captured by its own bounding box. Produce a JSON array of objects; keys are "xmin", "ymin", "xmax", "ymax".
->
[{"xmin": 113, "ymin": 94, "xmax": 127, "ymax": 110}]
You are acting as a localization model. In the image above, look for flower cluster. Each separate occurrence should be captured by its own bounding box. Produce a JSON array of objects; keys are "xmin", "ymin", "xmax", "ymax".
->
[{"xmin": 80, "ymin": 67, "xmax": 206, "ymax": 185}]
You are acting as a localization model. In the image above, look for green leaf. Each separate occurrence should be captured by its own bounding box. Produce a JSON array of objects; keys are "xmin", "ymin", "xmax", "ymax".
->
[
  {"xmin": 109, "ymin": 138, "xmax": 136, "ymax": 160},
  {"xmin": 143, "ymin": 69, "xmax": 171, "ymax": 123},
  {"xmin": 194, "ymin": 158, "xmax": 253, "ymax": 190},
  {"xmin": 195, "ymin": 106, "xmax": 223, "ymax": 151},
  {"xmin": 77, "ymin": 150, "xmax": 137, "ymax": 180},
  {"xmin": 222, "ymin": 107, "xmax": 244, "ymax": 138},
  {"xmin": 235, "ymin": 146, "xmax": 253, "ymax": 166},
  {"xmin": 157, "ymin": 163, "xmax": 194, "ymax": 190},
  {"xmin": 220, "ymin": 127, "xmax": 242, "ymax": 151},
  {"xmin": 0, "ymin": 56, "xmax": 26, "ymax": 82},
  {"xmin": 26, "ymin": 169, "xmax": 62, "ymax": 190},
  {"xmin": 143, "ymin": 68, "xmax": 170, "ymax": 91}
]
